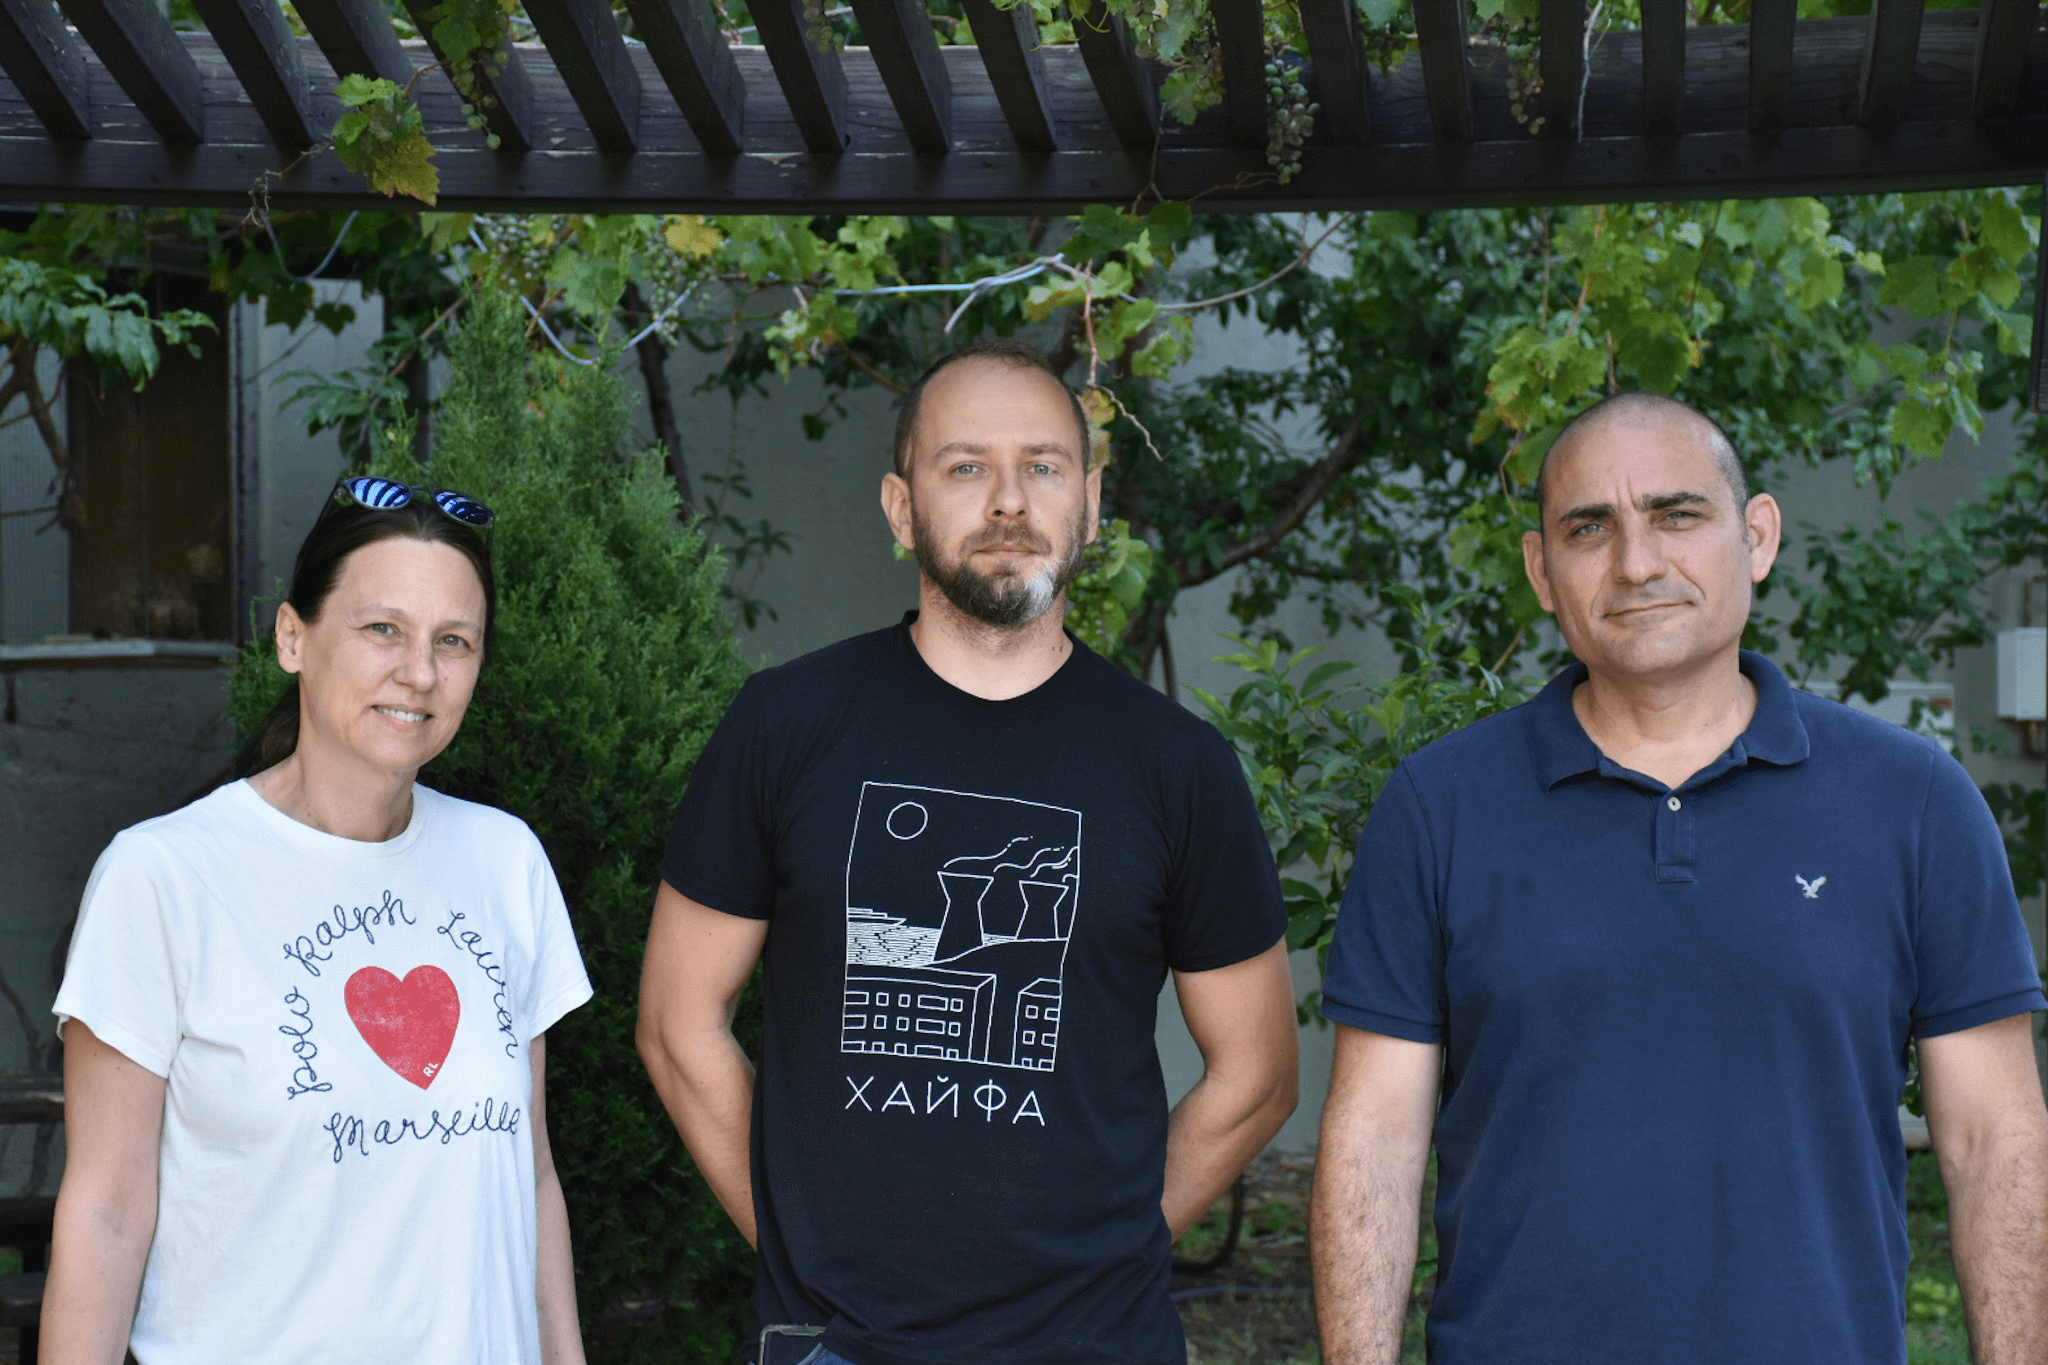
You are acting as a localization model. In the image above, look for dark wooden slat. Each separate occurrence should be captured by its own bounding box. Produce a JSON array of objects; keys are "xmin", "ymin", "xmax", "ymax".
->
[
  {"xmin": 1749, "ymin": 0, "xmax": 1796, "ymax": 135},
  {"xmin": 1540, "ymin": 0, "xmax": 1584, "ymax": 136},
  {"xmin": 619, "ymin": 0, "xmax": 744, "ymax": 155},
  {"xmin": 1297, "ymin": 0, "xmax": 1371, "ymax": 144},
  {"xmin": 0, "ymin": 0, "xmax": 92, "ymax": 139},
  {"xmin": 1073, "ymin": 4, "xmax": 1157, "ymax": 152},
  {"xmin": 58, "ymin": 0, "xmax": 203, "ymax": 142},
  {"xmin": 397, "ymin": 0, "xmax": 535, "ymax": 152},
  {"xmin": 188, "ymin": 0, "xmax": 318, "ymax": 148},
  {"xmin": 846, "ymin": 0, "xmax": 950, "ymax": 152},
  {"xmin": 1860, "ymin": 0, "xmax": 1927, "ymax": 127},
  {"xmin": 293, "ymin": 0, "xmax": 408, "ymax": 84},
  {"xmin": 958, "ymin": 0, "xmax": 1057, "ymax": 151},
  {"xmin": 294, "ymin": 0, "xmax": 413, "ymax": 85},
  {"xmin": 1211, "ymin": 0, "xmax": 1266, "ymax": 148},
  {"xmin": 524, "ymin": 0, "xmax": 641, "ymax": 152},
  {"xmin": 750, "ymin": 0, "xmax": 850, "ymax": 152},
  {"xmin": 1641, "ymin": 0, "xmax": 1684, "ymax": 135},
  {"xmin": 1975, "ymin": 0, "xmax": 2040, "ymax": 118},
  {"xmin": 1412, "ymin": 0, "xmax": 1473, "ymax": 142}
]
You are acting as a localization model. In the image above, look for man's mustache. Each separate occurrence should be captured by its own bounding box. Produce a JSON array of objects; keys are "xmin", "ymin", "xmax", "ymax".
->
[{"xmin": 964, "ymin": 526, "xmax": 1053, "ymax": 556}]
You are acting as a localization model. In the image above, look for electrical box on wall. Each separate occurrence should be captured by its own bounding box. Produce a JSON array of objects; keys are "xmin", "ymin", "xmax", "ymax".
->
[{"xmin": 1997, "ymin": 628, "xmax": 2047, "ymax": 721}]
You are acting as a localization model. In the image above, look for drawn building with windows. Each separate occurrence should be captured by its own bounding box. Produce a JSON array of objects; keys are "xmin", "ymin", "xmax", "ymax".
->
[
  {"xmin": 1012, "ymin": 977, "xmax": 1062, "ymax": 1071},
  {"xmin": 843, "ymin": 966, "xmax": 995, "ymax": 1062}
]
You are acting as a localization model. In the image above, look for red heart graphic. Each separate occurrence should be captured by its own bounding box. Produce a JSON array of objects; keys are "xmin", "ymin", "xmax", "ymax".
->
[{"xmin": 344, "ymin": 965, "xmax": 460, "ymax": 1089}]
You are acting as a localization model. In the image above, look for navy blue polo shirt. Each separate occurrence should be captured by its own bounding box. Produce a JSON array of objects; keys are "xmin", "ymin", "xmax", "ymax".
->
[{"xmin": 1323, "ymin": 650, "xmax": 2045, "ymax": 1364}]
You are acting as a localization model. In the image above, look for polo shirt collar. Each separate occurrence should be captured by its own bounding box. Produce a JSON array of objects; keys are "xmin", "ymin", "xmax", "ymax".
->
[{"xmin": 1525, "ymin": 649, "xmax": 1812, "ymax": 791}]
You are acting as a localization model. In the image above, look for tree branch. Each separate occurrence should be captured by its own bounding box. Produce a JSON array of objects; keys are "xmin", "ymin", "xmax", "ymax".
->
[
  {"xmin": 1180, "ymin": 418, "xmax": 1367, "ymax": 588},
  {"xmin": 834, "ymin": 339, "xmax": 909, "ymax": 395},
  {"xmin": 623, "ymin": 282, "xmax": 694, "ymax": 507}
]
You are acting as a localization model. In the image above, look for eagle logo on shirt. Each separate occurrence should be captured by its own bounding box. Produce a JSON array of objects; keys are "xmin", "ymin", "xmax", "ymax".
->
[{"xmin": 1795, "ymin": 874, "xmax": 1827, "ymax": 900}]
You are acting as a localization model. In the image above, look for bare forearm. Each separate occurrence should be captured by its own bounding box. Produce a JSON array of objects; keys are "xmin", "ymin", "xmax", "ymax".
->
[
  {"xmin": 1162, "ymin": 1069, "xmax": 1296, "ymax": 1237},
  {"xmin": 1311, "ymin": 1136, "xmax": 1428, "ymax": 1365},
  {"xmin": 41, "ymin": 1201, "xmax": 155, "ymax": 1365},
  {"xmin": 535, "ymin": 1164, "xmax": 585, "ymax": 1364},
  {"xmin": 1944, "ymin": 1121, "xmax": 2048, "ymax": 1364},
  {"xmin": 639, "ymin": 1027, "xmax": 757, "ymax": 1246}
]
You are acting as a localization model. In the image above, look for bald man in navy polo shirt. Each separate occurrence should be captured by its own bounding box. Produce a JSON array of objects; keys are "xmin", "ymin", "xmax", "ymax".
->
[{"xmin": 1311, "ymin": 392, "xmax": 2048, "ymax": 1365}]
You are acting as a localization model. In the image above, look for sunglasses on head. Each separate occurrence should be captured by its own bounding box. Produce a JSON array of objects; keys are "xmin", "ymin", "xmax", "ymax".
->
[{"xmin": 330, "ymin": 476, "xmax": 494, "ymax": 530}]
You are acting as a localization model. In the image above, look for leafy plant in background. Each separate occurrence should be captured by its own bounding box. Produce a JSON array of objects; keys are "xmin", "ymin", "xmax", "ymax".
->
[
  {"xmin": 227, "ymin": 286, "xmax": 755, "ymax": 1362},
  {"xmin": 1193, "ymin": 590, "xmax": 1532, "ymax": 1016}
]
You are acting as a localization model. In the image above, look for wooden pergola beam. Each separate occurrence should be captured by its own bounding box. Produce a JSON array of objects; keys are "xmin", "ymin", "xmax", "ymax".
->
[
  {"xmin": 189, "ymin": 0, "xmax": 320, "ymax": 148},
  {"xmin": 58, "ymin": 0, "xmax": 203, "ymax": 143},
  {"xmin": 750, "ymin": 0, "xmax": 851, "ymax": 153},
  {"xmin": 1074, "ymin": 5, "xmax": 1158, "ymax": 154},
  {"xmin": 397, "ymin": 0, "xmax": 536, "ymax": 152},
  {"xmin": 294, "ymin": 0, "xmax": 414, "ymax": 85},
  {"xmin": 1211, "ymin": 0, "xmax": 1266, "ymax": 149},
  {"xmin": 1641, "ymin": 0, "xmax": 1684, "ymax": 136},
  {"xmin": 1412, "ymin": 0, "xmax": 1473, "ymax": 142},
  {"xmin": 847, "ymin": 0, "xmax": 952, "ymax": 153},
  {"xmin": 1539, "ymin": 0, "xmax": 1584, "ymax": 137},
  {"xmin": 1859, "ymin": 0, "xmax": 1926, "ymax": 128},
  {"xmin": 0, "ymin": 0, "xmax": 92, "ymax": 140},
  {"xmin": 1749, "ymin": 0, "xmax": 1796, "ymax": 136},
  {"xmin": 619, "ymin": 0, "xmax": 744, "ymax": 155},
  {"xmin": 958, "ymin": 0, "xmax": 1058, "ymax": 152},
  {"xmin": 523, "ymin": 0, "xmax": 643, "ymax": 152},
  {"xmin": 1974, "ymin": 0, "xmax": 2041, "ymax": 118},
  {"xmin": 1297, "ymin": 0, "xmax": 1371, "ymax": 144}
]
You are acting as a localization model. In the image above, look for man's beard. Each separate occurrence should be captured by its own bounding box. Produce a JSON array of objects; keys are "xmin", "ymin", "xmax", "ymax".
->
[{"xmin": 912, "ymin": 504, "xmax": 1088, "ymax": 630}]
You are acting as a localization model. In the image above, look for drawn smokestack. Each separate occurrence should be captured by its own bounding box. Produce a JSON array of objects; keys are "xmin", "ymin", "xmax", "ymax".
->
[{"xmin": 934, "ymin": 871, "xmax": 993, "ymax": 961}]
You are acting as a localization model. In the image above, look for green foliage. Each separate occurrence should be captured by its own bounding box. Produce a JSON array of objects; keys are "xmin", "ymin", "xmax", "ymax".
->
[
  {"xmin": 1067, "ymin": 518, "xmax": 1153, "ymax": 655},
  {"xmin": 0, "ymin": 255, "xmax": 212, "ymax": 384},
  {"xmin": 228, "ymin": 286, "xmax": 755, "ymax": 1361},
  {"xmin": 332, "ymin": 74, "xmax": 440, "ymax": 204},
  {"xmin": 1193, "ymin": 592, "xmax": 1531, "ymax": 1012}
]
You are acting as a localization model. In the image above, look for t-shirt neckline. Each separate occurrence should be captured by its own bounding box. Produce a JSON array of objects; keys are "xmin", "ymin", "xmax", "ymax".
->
[
  {"xmin": 891, "ymin": 609, "xmax": 1088, "ymax": 711},
  {"xmin": 225, "ymin": 777, "xmax": 434, "ymax": 861}
]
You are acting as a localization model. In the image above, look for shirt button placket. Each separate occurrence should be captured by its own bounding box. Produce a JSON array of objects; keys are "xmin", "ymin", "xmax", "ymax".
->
[{"xmin": 1655, "ymin": 791, "xmax": 1694, "ymax": 883}]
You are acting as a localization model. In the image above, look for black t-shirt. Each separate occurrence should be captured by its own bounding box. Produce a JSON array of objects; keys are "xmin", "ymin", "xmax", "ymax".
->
[{"xmin": 662, "ymin": 616, "xmax": 1287, "ymax": 1365}]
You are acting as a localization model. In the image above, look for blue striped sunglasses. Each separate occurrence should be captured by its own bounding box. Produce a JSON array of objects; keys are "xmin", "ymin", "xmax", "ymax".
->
[{"xmin": 331, "ymin": 476, "xmax": 494, "ymax": 532}]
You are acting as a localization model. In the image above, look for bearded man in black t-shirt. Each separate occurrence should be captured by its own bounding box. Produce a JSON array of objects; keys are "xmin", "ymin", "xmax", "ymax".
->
[{"xmin": 637, "ymin": 341, "xmax": 1300, "ymax": 1365}]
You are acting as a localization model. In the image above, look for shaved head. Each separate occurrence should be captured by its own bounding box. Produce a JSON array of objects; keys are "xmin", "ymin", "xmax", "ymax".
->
[{"xmin": 1536, "ymin": 393, "xmax": 1748, "ymax": 532}]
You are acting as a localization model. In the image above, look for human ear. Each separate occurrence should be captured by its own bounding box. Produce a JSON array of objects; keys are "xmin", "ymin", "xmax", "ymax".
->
[
  {"xmin": 1743, "ymin": 493, "xmax": 1782, "ymax": 584},
  {"xmin": 1083, "ymin": 462, "xmax": 1103, "ymax": 545},
  {"xmin": 274, "ymin": 602, "xmax": 308, "ymax": 677},
  {"xmin": 880, "ymin": 470, "xmax": 916, "ymax": 553},
  {"xmin": 1521, "ymin": 529, "xmax": 1557, "ymax": 615}
]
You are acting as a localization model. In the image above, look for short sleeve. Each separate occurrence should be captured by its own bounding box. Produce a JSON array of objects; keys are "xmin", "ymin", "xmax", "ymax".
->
[
  {"xmin": 1909, "ymin": 748, "xmax": 2047, "ymax": 1038},
  {"xmin": 1160, "ymin": 726, "xmax": 1287, "ymax": 973},
  {"xmin": 1321, "ymin": 764, "xmax": 1447, "ymax": 1043},
  {"xmin": 661, "ymin": 676, "xmax": 779, "ymax": 920},
  {"xmin": 522, "ymin": 833, "xmax": 593, "ymax": 1038},
  {"xmin": 52, "ymin": 833, "xmax": 185, "ymax": 1077}
]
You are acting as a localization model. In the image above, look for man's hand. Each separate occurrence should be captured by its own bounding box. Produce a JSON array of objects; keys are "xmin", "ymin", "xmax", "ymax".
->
[
  {"xmin": 1920, "ymin": 1012, "xmax": 2048, "ymax": 1365},
  {"xmin": 636, "ymin": 882, "xmax": 770, "ymax": 1246},
  {"xmin": 1162, "ymin": 940, "xmax": 1299, "ymax": 1238},
  {"xmin": 1311, "ymin": 1024, "xmax": 1441, "ymax": 1365}
]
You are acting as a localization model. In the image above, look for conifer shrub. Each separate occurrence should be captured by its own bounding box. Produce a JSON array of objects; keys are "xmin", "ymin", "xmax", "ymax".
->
[{"xmin": 230, "ymin": 286, "xmax": 755, "ymax": 1361}]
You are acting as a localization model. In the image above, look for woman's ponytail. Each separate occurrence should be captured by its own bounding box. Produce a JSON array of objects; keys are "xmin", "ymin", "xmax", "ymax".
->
[{"xmin": 233, "ymin": 679, "xmax": 303, "ymax": 780}]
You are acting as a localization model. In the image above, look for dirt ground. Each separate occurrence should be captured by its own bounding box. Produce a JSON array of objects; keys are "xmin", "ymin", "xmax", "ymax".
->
[{"xmin": 1172, "ymin": 1150, "xmax": 1329, "ymax": 1365}]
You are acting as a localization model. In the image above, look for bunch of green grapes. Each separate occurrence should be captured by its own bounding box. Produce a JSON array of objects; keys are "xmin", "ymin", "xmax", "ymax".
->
[{"xmin": 1264, "ymin": 51, "xmax": 1319, "ymax": 181}]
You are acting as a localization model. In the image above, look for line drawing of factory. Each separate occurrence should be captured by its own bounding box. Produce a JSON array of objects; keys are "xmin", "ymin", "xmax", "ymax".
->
[{"xmin": 841, "ymin": 782, "xmax": 1082, "ymax": 1072}]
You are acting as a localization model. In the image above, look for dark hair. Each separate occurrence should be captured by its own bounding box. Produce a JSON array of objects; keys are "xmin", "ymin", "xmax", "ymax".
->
[
  {"xmin": 892, "ymin": 340, "xmax": 1091, "ymax": 478},
  {"xmin": 233, "ymin": 493, "xmax": 497, "ymax": 780},
  {"xmin": 1534, "ymin": 391, "xmax": 1749, "ymax": 531}
]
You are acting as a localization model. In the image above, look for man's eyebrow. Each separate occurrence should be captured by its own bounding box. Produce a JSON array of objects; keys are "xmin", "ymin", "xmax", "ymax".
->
[
  {"xmin": 1640, "ymin": 490, "xmax": 1714, "ymax": 511},
  {"xmin": 1556, "ymin": 501, "xmax": 1614, "ymax": 525},
  {"xmin": 927, "ymin": 440, "xmax": 1078, "ymax": 459}
]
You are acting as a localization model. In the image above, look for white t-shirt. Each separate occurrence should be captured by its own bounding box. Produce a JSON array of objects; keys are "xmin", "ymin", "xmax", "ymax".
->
[{"xmin": 54, "ymin": 779, "xmax": 594, "ymax": 1364}]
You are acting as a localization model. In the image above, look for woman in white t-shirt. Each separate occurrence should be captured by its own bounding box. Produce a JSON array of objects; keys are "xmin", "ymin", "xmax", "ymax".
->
[{"xmin": 44, "ymin": 478, "xmax": 593, "ymax": 1364}]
